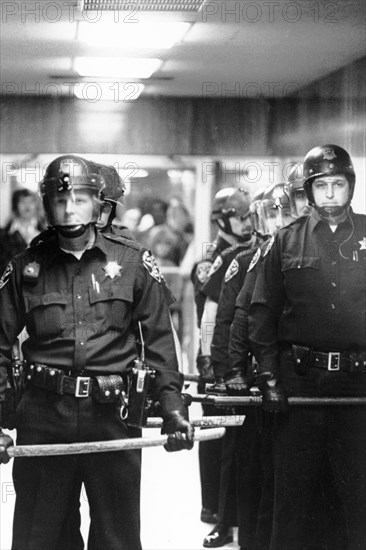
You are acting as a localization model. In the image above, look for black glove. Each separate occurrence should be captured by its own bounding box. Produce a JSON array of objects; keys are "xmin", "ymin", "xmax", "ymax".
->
[
  {"xmin": 0, "ymin": 430, "xmax": 14, "ymax": 464},
  {"xmin": 162, "ymin": 411, "xmax": 195, "ymax": 452},
  {"xmin": 224, "ymin": 368, "xmax": 251, "ymax": 396},
  {"xmin": 259, "ymin": 374, "xmax": 288, "ymax": 413},
  {"xmin": 196, "ymin": 355, "xmax": 215, "ymax": 383}
]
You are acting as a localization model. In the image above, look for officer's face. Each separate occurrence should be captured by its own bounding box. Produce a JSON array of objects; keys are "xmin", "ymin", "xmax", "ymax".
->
[
  {"xmin": 50, "ymin": 190, "xmax": 95, "ymax": 227},
  {"xmin": 229, "ymin": 214, "xmax": 252, "ymax": 239},
  {"xmin": 312, "ymin": 175, "xmax": 349, "ymax": 211},
  {"xmin": 292, "ymin": 190, "xmax": 311, "ymax": 217}
]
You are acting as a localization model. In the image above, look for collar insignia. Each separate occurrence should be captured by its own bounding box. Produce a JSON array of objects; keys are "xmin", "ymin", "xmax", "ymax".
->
[
  {"xmin": 358, "ymin": 237, "xmax": 366, "ymax": 251},
  {"xmin": 103, "ymin": 261, "xmax": 122, "ymax": 279}
]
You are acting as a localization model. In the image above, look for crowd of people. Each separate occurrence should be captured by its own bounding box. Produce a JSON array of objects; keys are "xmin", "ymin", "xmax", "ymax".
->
[{"xmin": 0, "ymin": 144, "xmax": 365, "ymax": 550}]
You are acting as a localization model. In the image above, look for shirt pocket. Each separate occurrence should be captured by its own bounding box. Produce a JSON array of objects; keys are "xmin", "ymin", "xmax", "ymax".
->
[
  {"xmin": 24, "ymin": 292, "xmax": 67, "ymax": 339},
  {"xmin": 88, "ymin": 284, "xmax": 134, "ymax": 331},
  {"xmin": 281, "ymin": 257, "xmax": 320, "ymax": 298}
]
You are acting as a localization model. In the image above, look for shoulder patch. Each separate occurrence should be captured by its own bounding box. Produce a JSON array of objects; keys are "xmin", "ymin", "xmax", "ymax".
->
[
  {"xmin": 195, "ymin": 260, "xmax": 212, "ymax": 284},
  {"xmin": 247, "ymin": 248, "xmax": 261, "ymax": 272},
  {"xmin": 207, "ymin": 255, "xmax": 223, "ymax": 277},
  {"xmin": 103, "ymin": 233, "xmax": 141, "ymax": 251},
  {"xmin": 263, "ymin": 235, "xmax": 275, "ymax": 258},
  {"xmin": 0, "ymin": 262, "xmax": 13, "ymax": 290},
  {"xmin": 224, "ymin": 258, "xmax": 239, "ymax": 283},
  {"xmin": 142, "ymin": 250, "xmax": 163, "ymax": 283}
]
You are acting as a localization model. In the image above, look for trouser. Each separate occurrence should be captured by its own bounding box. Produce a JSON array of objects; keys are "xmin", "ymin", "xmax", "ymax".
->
[
  {"xmin": 199, "ymin": 401, "xmax": 222, "ymax": 514},
  {"xmin": 12, "ymin": 386, "xmax": 142, "ymax": 550},
  {"xmin": 215, "ymin": 426, "xmax": 237, "ymax": 527},
  {"xmin": 269, "ymin": 351, "xmax": 366, "ymax": 550},
  {"xmin": 235, "ymin": 409, "xmax": 273, "ymax": 550}
]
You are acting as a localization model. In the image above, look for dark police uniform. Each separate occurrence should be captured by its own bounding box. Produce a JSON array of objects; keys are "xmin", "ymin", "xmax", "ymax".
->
[
  {"xmin": 249, "ymin": 208, "xmax": 366, "ymax": 550},
  {"xmin": 0, "ymin": 230, "xmax": 185, "ymax": 550},
  {"xmin": 191, "ymin": 235, "xmax": 232, "ymax": 518},
  {"xmin": 201, "ymin": 240, "xmax": 254, "ymax": 540},
  {"xmin": 228, "ymin": 241, "xmax": 275, "ymax": 550}
]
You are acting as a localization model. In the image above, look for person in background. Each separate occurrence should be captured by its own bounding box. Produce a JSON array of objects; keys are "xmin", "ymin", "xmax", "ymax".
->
[
  {"xmin": 0, "ymin": 188, "xmax": 45, "ymax": 272},
  {"xmin": 0, "ymin": 155, "xmax": 194, "ymax": 550},
  {"xmin": 249, "ymin": 144, "xmax": 366, "ymax": 550}
]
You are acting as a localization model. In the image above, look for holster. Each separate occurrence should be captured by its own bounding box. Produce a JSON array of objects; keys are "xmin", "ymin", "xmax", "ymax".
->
[
  {"xmin": 291, "ymin": 344, "xmax": 312, "ymax": 375},
  {"xmin": 2, "ymin": 357, "xmax": 26, "ymax": 430}
]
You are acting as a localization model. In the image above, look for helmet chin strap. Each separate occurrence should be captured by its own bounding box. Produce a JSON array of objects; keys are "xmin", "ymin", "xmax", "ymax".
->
[
  {"xmin": 56, "ymin": 223, "xmax": 95, "ymax": 251},
  {"xmin": 315, "ymin": 205, "xmax": 348, "ymax": 221}
]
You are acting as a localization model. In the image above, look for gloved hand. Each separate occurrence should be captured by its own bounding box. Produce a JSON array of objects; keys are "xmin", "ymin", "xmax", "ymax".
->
[
  {"xmin": 162, "ymin": 411, "xmax": 195, "ymax": 452},
  {"xmin": 196, "ymin": 355, "xmax": 215, "ymax": 383},
  {"xmin": 0, "ymin": 430, "xmax": 14, "ymax": 464},
  {"xmin": 224, "ymin": 368, "xmax": 250, "ymax": 396},
  {"xmin": 258, "ymin": 374, "xmax": 288, "ymax": 413}
]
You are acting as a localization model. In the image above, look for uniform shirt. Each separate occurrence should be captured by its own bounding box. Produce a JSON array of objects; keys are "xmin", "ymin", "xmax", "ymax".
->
[
  {"xmin": 190, "ymin": 235, "xmax": 230, "ymax": 326},
  {"xmin": 0, "ymin": 230, "xmax": 183, "ymax": 408},
  {"xmin": 229, "ymin": 240, "xmax": 269, "ymax": 373},
  {"xmin": 249, "ymin": 208, "xmax": 366, "ymax": 376},
  {"xmin": 201, "ymin": 241, "xmax": 254, "ymax": 304},
  {"xmin": 211, "ymin": 247, "xmax": 255, "ymax": 378}
]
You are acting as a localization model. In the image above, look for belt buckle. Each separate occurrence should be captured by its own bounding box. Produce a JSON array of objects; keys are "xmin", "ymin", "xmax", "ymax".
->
[
  {"xmin": 75, "ymin": 377, "xmax": 91, "ymax": 397},
  {"xmin": 328, "ymin": 352, "xmax": 340, "ymax": 371}
]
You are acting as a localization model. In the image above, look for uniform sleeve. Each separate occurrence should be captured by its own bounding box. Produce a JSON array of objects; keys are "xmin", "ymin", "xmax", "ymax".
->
[
  {"xmin": 132, "ymin": 260, "xmax": 184, "ymax": 416},
  {"xmin": 211, "ymin": 260, "xmax": 247, "ymax": 379},
  {"xmin": 229, "ymin": 269, "xmax": 257, "ymax": 373},
  {"xmin": 201, "ymin": 255, "xmax": 227, "ymax": 303},
  {"xmin": 0, "ymin": 260, "xmax": 26, "ymax": 404},
  {"xmin": 248, "ymin": 236, "xmax": 285, "ymax": 377}
]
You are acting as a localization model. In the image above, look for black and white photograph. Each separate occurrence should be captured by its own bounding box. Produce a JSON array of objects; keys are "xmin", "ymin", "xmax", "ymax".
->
[{"xmin": 0, "ymin": 1, "xmax": 365, "ymax": 549}]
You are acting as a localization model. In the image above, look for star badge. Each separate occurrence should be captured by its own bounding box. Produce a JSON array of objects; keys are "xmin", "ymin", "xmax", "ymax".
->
[
  {"xmin": 103, "ymin": 261, "xmax": 122, "ymax": 279},
  {"xmin": 358, "ymin": 237, "xmax": 366, "ymax": 250}
]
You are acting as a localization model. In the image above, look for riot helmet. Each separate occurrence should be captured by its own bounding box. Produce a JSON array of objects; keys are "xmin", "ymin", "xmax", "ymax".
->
[
  {"xmin": 260, "ymin": 183, "xmax": 293, "ymax": 237},
  {"xmin": 249, "ymin": 187, "xmax": 266, "ymax": 239},
  {"xmin": 303, "ymin": 145, "xmax": 355, "ymax": 209},
  {"xmin": 96, "ymin": 165, "xmax": 126, "ymax": 230},
  {"xmin": 211, "ymin": 187, "xmax": 252, "ymax": 241},
  {"xmin": 39, "ymin": 155, "xmax": 104, "ymax": 236},
  {"xmin": 286, "ymin": 163, "xmax": 311, "ymax": 218}
]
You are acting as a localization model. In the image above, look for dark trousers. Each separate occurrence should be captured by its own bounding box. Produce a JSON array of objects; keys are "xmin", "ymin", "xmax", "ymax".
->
[
  {"xmin": 270, "ymin": 352, "xmax": 366, "ymax": 550},
  {"xmin": 12, "ymin": 386, "xmax": 142, "ymax": 550},
  {"xmin": 199, "ymin": 402, "xmax": 222, "ymax": 514}
]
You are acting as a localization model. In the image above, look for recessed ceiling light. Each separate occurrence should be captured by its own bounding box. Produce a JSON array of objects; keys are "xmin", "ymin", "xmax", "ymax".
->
[
  {"xmin": 78, "ymin": 21, "xmax": 191, "ymax": 49},
  {"xmin": 74, "ymin": 57, "xmax": 162, "ymax": 78}
]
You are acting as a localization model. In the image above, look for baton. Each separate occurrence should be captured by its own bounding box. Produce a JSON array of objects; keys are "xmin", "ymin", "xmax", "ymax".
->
[
  {"xmin": 146, "ymin": 415, "xmax": 245, "ymax": 428},
  {"xmin": 7, "ymin": 427, "xmax": 226, "ymax": 458},
  {"xmin": 190, "ymin": 394, "xmax": 366, "ymax": 406}
]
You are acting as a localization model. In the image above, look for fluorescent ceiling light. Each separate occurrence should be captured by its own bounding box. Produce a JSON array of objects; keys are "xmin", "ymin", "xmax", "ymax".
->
[
  {"xmin": 74, "ymin": 57, "xmax": 162, "ymax": 78},
  {"xmin": 73, "ymin": 82, "xmax": 144, "ymax": 101},
  {"xmin": 78, "ymin": 21, "xmax": 191, "ymax": 49}
]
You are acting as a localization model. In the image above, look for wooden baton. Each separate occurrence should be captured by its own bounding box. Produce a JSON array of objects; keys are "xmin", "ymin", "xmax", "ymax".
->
[{"xmin": 7, "ymin": 427, "xmax": 226, "ymax": 458}]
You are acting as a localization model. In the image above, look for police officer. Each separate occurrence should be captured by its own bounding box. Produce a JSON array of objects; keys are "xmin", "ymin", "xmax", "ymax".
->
[
  {"xmin": 0, "ymin": 155, "xmax": 194, "ymax": 550},
  {"xmin": 199, "ymin": 187, "xmax": 254, "ymax": 547},
  {"xmin": 224, "ymin": 181, "xmax": 293, "ymax": 550},
  {"xmin": 249, "ymin": 145, "xmax": 366, "ymax": 550},
  {"xmin": 191, "ymin": 186, "xmax": 241, "ymax": 524}
]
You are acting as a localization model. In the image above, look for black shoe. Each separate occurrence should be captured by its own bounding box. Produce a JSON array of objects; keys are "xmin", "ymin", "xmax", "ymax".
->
[
  {"xmin": 200, "ymin": 508, "xmax": 219, "ymax": 524},
  {"xmin": 203, "ymin": 524, "xmax": 233, "ymax": 548}
]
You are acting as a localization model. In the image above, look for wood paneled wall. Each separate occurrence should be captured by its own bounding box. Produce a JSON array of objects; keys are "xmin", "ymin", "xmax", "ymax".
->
[{"xmin": 0, "ymin": 57, "xmax": 365, "ymax": 157}]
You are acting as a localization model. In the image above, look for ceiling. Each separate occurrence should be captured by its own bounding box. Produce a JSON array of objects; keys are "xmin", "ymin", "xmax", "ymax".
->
[{"xmin": 1, "ymin": 0, "xmax": 365, "ymax": 99}]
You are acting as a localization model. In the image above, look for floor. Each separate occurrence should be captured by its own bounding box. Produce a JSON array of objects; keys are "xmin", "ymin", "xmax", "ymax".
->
[{"xmin": 0, "ymin": 401, "xmax": 239, "ymax": 550}]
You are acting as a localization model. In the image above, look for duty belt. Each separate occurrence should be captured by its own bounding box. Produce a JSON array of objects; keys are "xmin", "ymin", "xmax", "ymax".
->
[
  {"xmin": 26, "ymin": 363, "xmax": 125, "ymax": 401},
  {"xmin": 292, "ymin": 345, "xmax": 366, "ymax": 374}
]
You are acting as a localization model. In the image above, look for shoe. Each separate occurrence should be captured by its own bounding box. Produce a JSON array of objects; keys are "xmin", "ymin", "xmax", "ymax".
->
[
  {"xmin": 200, "ymin": 508, "xmax": 219, "ymax": 524},
  {"xmin": 203, "ymin": 524, "xmax": 233, "ymax": 548}
]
